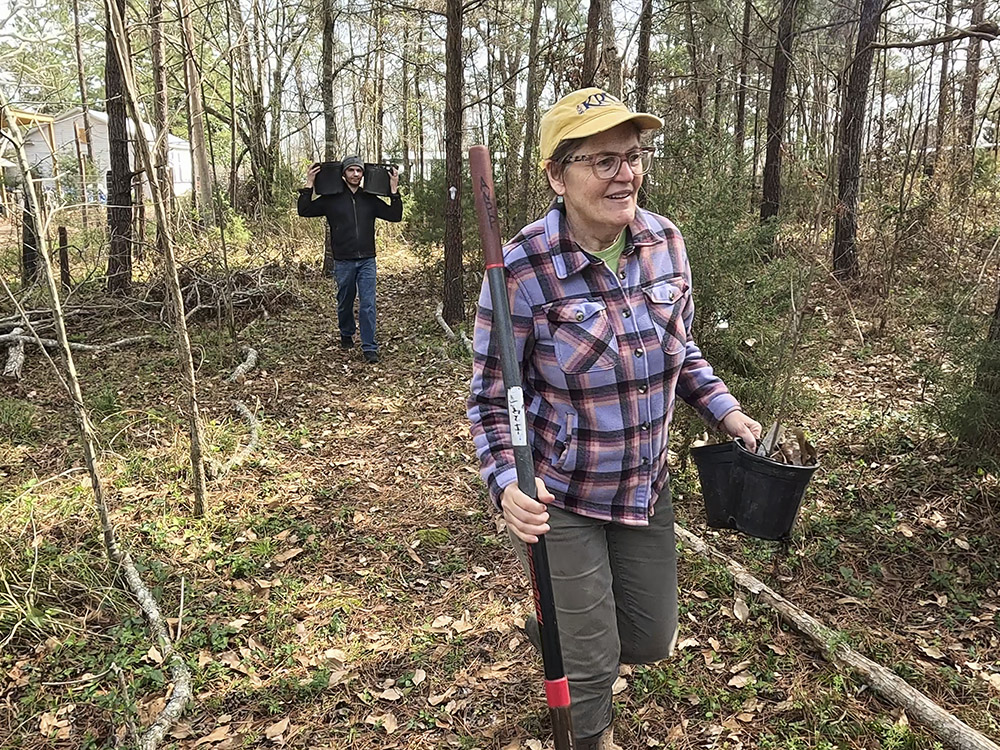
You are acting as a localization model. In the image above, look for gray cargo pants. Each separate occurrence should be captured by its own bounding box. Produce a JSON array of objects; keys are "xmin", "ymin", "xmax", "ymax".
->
[{"xmin": 509, "ymin": 489, "xmax": 679, "ymax": 740}]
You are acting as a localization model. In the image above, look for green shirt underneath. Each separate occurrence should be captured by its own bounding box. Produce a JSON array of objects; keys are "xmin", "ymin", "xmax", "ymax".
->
[{"xmin": 587, "ymin": 230, "xmax": 626, "ymax": 273}]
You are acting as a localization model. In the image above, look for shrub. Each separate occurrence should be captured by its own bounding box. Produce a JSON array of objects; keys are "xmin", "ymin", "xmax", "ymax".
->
[{"xmin": 644, "ymin": 135, "xmax": 818, "ymax": 431}]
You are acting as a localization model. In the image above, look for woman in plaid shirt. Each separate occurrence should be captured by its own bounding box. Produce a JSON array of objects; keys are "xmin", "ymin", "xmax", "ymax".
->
[{"xmin": 469, "ymin": 88, "xmax": 762, "ymax": 750}]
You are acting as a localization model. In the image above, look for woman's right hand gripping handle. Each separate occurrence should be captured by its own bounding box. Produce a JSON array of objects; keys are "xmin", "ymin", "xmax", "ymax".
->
[{"xmin": 501, "ymin": 478, "xmax": 555, "ymax": 544}]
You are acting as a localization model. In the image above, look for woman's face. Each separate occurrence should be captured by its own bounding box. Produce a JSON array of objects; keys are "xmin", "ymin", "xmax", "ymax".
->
[{"xmin": 547, "ymin": 123, "xmax": 643, "ymax": 233}]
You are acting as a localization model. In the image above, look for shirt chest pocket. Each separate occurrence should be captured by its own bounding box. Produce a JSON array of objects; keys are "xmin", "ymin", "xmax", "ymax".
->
[
  {"xmin": 543, "ymin": 299, "xmax": 619, "ymax": 373},
  {"xmin": 641, "ymin": 278, "xmax": 689, "ymax": 355}
]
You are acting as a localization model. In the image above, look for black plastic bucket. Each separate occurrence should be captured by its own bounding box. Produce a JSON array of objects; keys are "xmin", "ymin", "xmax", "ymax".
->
[
  {"xmin": 731, "ymin": 438, "xmax": 819, "ymax": 540},
  {"xmin": 691, "ymin": 442, "xmax": 737, "ymax": 529}
]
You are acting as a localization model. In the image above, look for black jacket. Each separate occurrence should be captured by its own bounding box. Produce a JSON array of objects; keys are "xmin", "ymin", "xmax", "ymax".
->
[{"xmin": 297, "ymin": 187, "xmax": 403, "ymax": 261}]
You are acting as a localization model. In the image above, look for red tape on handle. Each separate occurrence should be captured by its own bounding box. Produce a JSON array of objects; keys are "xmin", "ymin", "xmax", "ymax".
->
[{"xmin": 544, "ymin": 677, "xmax": 571, "ymax": 708}]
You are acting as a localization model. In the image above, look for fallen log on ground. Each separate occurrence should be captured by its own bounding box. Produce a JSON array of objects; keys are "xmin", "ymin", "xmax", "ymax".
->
[
  {"xmin": 207, "ymin": 400, "xmax": 261, "ymax": 479},
  {"xmin": 674, "ymin": 524, "xmax": 1000, "ymax": 750},
  {"xmin": 227, "ymin": 346, "xmax": 258, "ymax": 383},
  {"xmin": 0, "ymin": 308, "xmax": 94, "ymax": 332},
  {"xmin": 3, "ymin": 326, "xmax": 25, "ymax": 379},
  {"xmin": 0, "ymin": 333, "xmax": 153, "ymax": 353},
  {"xmin": 208, "ymin": 349, "xmax": 262, "ymax": 478},
  {"xmin": 435, "ymin": 302, "xmax": 473, "ymax": 356}
]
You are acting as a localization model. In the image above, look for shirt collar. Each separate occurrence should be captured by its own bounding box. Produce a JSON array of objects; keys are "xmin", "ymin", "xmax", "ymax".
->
[{"xmin": 544, "ymin": 204, "xmax": 665, "ymax": 279}]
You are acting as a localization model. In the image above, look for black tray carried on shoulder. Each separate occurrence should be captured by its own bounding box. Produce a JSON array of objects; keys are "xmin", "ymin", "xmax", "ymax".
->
[
  {"xmin": 314, "ymin": 161, "xmax": 344, "ymax": 195},
  {"xmin": 363, "ymin": 163, "xmax": 396, "ymax": 196}
]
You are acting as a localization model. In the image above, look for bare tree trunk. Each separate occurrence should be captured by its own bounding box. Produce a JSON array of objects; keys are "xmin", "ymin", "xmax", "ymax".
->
[
  {"xmin": 59, "ymin": 226, "xmax": 71, "ymax": 292},
  {"xmin": 759, "ymin": 0, "xmax": 800, "ymax": 223},
  {"xmin": 959, "ymin": 0, "xmax": 985, "ymax": 150},
  {"xmin": 132, "ymin": 154, "xmax": 145, "ymax": 258},
  {"xmin": 833, "ymin": 0, "xmax": 885, "ymax": 280},
  {"xmin": 582, "ymin": 0, "xmax": 601, "ymax": 88},
  {"xmin": 402, "ymin": 20, "xmax": 411, "ymax": 178},
  {"xmin": 415, "ymin": 20, "xmax": 425, "ymax": 181},
  {"xmin": 515, "ymin": 0, "xmax": 543, "ymax": 229},
  {"xmin": 751, "ymin": 70, "xmax": 763, "ymax": 201},
  {"xmin": 267, "ymin": 59, "xmax": 282, "ymax": 201},
  {"xmin": 374, "ymin": 0, "xmax": 385, "ymax": 161},
  {"xmin": 712, "ymin": 51, "xmax": 724, "ymax": 132},
  {"xmin": 72, "ymin": 0, "xmax": 95, "ymax": 166},
  {"xmin": 685, "ymin": 0, "xmax": 704, "ymax": 121},
  {"xmin": 105, "ymin": 0, "xmax": 132, "ymax": 295},
  {"xmin": 21, "ymin": 195, "xmax": 39, "ymax": 287},
  {"xmin": 635, "ymin": 0, "xmax": 653, "ymax": 111},
  {"xmin": 179, "ymin": 0, "xmax": 214, "ymax": 225},
  {"xmin": 734, "ymin": 0, "xmax": 752, "ymax": 165},
  {"xmin": 975, "ymin": 282, "xmax": 1000, "ymax": 394},
  {"xmin": 150, "ymin": 0, "xmax": 173, "ymax": 246},
  {"xmin": 73, "ymin": 125, "xmax": 89, "ymax": 229},
  {"xmin": 934, "ymin": 0, "xmax": 954, "ymax": 166},
  {"xmin": 501, "ymin": 43, "xmax": 524, "ymax": 224},
  {"xmin": 106, "ymin": 0, "xmax": 209, "ymax": 514},
  {"xmin": 919, "ymin": 41, "xmax": 936, "ymax": 169},
  {"xmin": 442, "ymin": 0, "xmax": 464, "ymax": 325},
  {"xmin": 321, "ymin": 0, "xmax": 336, "ymax": 277},
  {"xmin": 71, "ymin": 0, "xmax": 93, "ymax": 230},
  {"xmin": 225, "ymin": 0, "xmax": 238, "ymax": 211},
  {"xmin": 600, "ymin": 0, "xmax": 622, "ymax": 97}
]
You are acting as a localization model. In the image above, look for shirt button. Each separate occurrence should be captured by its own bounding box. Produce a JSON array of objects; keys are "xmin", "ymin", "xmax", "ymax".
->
[
  {"xmin": 619, "ymin": 270, "xmax": 627, "ymax": 280},
  {"xmin": 622, "ymin": 309, "xmax": 632, "ymax": 318},
  {"xmin": 575, "ymin": 312, "xmax": 585, "ymax": 321},
  {"xmin": 641, "ymin": 421, "xmax": 650, "ymax": 431},
  {"xmin": 634, "ymin": 348, "xmax": 644, "ymax": 358},
  {"xmin": 638, "ymin": 385, "xmax": 647, "ymax": 394}
]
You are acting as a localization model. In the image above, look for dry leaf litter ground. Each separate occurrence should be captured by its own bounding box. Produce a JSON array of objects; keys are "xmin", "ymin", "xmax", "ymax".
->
[{"xmin": 1, "ymin": 240, "xmax": 998, "ymax": 750}]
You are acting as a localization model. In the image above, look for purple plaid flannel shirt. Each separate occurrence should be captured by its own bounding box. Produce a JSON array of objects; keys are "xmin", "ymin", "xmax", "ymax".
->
[{"xmin": 468, "ymin": 205, "xmax": 741, "ymax": 525}]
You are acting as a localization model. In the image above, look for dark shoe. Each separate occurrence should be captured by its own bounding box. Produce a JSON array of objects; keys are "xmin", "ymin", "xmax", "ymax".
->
[
  {"xmin": 363, "ymin": 351, "xmax": 380, "ymax": 364},
  {"xmin": 575, "ymin": 727, "xmax": 621, "ymax": 750},
  {"xmin": 340, "ymin": 337, "xmax": 354, "ymax": 350}
]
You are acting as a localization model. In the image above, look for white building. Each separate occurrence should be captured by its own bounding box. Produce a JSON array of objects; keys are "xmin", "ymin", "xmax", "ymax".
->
[{"xmin": 20, "ymin": 107, "xmax": 193, "ymax": 197}]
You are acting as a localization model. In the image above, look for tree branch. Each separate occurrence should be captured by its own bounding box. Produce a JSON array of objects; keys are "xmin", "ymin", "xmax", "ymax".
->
[{"xmin": 869, "ymin": 22, "xmax": 1000, "ymax": 49}]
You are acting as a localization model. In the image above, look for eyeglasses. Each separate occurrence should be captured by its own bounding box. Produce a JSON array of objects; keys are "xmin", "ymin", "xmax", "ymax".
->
[{"xmin": 562, "ymin": 147, "xmax": 655, "ymax": 179}]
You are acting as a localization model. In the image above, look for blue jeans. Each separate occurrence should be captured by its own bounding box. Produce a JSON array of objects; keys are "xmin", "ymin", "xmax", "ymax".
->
[{"xmin": 333, "ymin": 257, "xmax": 377, "ymax": 353}]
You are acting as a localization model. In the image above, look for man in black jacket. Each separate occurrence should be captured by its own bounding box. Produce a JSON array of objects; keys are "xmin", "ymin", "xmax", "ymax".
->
[{"xmin": 298, "ymin": 155, "xmax": 402, "ymax": 363}]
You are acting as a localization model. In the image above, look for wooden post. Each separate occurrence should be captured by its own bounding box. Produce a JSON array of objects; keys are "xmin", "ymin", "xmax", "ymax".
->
[
  {"xmin": 133, "ymin": 167, "xmax": 146, "ymax": 261},
  {"xmin": 58, "ymin": 226, "xmax": 71, "ymax": 292},
  {"xmin": 21, "ymin": 193, "xmax": 39, "ymax": 286}
]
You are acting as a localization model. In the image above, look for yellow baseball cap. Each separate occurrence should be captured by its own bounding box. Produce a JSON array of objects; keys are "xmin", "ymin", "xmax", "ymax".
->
[{"xmin": 538, "ymin": 88, "xmax": 663, "ymax": 164}]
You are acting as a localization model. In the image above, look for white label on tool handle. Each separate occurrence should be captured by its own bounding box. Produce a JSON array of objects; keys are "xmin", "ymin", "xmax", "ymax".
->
[{"xmin": 507, "ymin": 386, "xmax": 527, "ymax": 446}]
